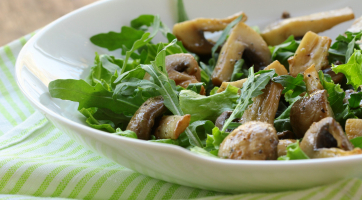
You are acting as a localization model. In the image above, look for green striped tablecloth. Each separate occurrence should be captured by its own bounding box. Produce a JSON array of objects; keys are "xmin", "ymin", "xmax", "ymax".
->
[{"xmin": 1, "ymin": 34, "xmax": 362, "ymax": 200}]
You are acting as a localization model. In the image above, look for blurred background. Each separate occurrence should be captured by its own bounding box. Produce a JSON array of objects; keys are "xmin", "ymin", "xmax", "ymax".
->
[{"xmin": 0, "ymin": 0, "xmax": 98, "ymax": 46}]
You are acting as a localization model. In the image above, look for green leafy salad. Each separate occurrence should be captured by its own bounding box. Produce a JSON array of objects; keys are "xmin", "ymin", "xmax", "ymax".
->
[{"xmin": 48, "ymin": 2, "xmax": 362, "ymax": 161}]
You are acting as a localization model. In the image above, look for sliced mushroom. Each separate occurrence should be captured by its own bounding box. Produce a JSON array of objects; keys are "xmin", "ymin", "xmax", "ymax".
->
[
  {"xmin": 277, "ymin": 130, "xmax": 296, "ymax": 140},
  {"xmin": 345, "ymin": 119, "xmax": 362, "ymax": 140},
  {"xmin": 212, "ymin": 21, "xmax": 271, "ymax": 85},
  {"xmin": 304, "ymin": 64, "xmax": 324, "ymax": 94},
  {"xmin": 165, "ymin": 53, "xmax": 205, "ymax": 94},
  {"xmin": 348, "ymin": 16, "xmax": 362, "ymax": 48},
  {"xmin": 126, "ymin": 96, "xmax": 166, "ymax": 140},
  {"xmin": 278, "ymin": 139, "xmax": 297, "ymax": 157},
  {"xmin": 154, "ymin": 114, "xmax": 191, "ymax": 140},
  {"xmin": 216, "ymin": 60, "xmax": 287, "ymax": 93},
  {"xmin": 218, "ymin": 121, "xmax": 279, "ymax": 160},
  {"xmin": 288, "ymin": 31, "xmax": 332, "ymax": 77},
  {"xmin": 214, "ymin": 110, "xmax": 241, "ymax": 132},
  {"xmin": 348, "ymin": 16, "xmax": 362, "ymax": 33},
  {"xmin": 322, "ymin": 67, "xmax": 345, "ymax": 84},
  {"xmin": 261, "ymin": 7, "xmax": 354, "ymax": 46},
  {"xmin": 300, "ymin": 117, "xmax": 356, "ymax": 158},
  {"xmin": 312, "ymin": 148, "xmax": 362, "ymax": 158},
  {"xmin": 172, "ymin": 12, "xmax": 246, "ymax": 55},
  {"xmin": 240, "ymin": 82, "xmax": 284, "ymax": 125},
  {"xmin": 290, "ymin": 90, "xmax": 334, "ymax": 138}
]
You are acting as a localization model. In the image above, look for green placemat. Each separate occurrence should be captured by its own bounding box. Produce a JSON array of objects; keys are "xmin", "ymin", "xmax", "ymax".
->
[{"xmin": 0, "ymin": 33, "xmax": 361, "ymax": 200}]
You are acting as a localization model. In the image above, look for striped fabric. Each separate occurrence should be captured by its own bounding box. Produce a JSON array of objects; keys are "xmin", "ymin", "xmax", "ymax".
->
[{"xmin": 0, "ymin": 34, "xmax": 361, "ymax": 200}]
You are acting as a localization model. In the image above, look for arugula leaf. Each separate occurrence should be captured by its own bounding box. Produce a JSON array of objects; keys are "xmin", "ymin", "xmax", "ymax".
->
[
  {"xmin": 209, "ymin": 87, "xmax": 219, "ymax": 95},
  {"xmin": 230, "ymin": 59, "xmax": 244, "ymax": 81},
  {"xmin": 272, "ymin": 74, "xmax": 306, "ymax": 97},
  {"xmin": 329, "ymin": 31, "xmax": 362, "ymax": 64},
  {"xmin": 179, "ymin": 85, "xmax": 239, "ymax": 122},
  {"xmin": 278, "ymin": 141, "xmax": 309, "ymax": 160},
  {"xmin": 149, "ymin": 139, "xmax": 180, "ymax": 145},
  {"xmin": 221, "ymin": 68, "xmax": 275, "ymax": 132},
  {"xmin": 177, "ymin": 0, "xmax": 189, "ymax": 22},
  {"xmin": 91, "ymin": 107, "xmax": 131, "ymax": 130},
  {"xmin": 270, "ymin": 35, "xmax": 300, "ymax": 68},
  {"xmin": 350, "ymin": 137, "xmax": 362, "ymax": 148},
  {"xmin": 130, "ymin": 15, "xmax": 155, "ymax": 30},
  {"xmin": 113, "ymin": 128, "xmax": 138, "ymax": 139},
  {"xmin": 141, "ymin": 40, "xmax": 203, "ymax": 147},
  {"xmin": 332, "ymin": 50, "xmax": 362, "ymax": 90},
  {"xmin": 49, "ymin": 79, "xmax": 141, "ymax": 115},
  {"xmin": 79, "ymin": 108, "xmax": 116, "ymax": 133},
  {"xmin": 90, "ymin": 26, "xmax": 145, "ymax": 51},
  {"xmin": 181, "ymin": 120, "xmax": 215, "ymax": 147}
]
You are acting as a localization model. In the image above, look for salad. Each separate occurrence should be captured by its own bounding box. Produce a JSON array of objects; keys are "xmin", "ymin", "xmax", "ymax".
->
[{"xmin": 48, "ymin": 2, "xmax": 362, "ymax": 161}]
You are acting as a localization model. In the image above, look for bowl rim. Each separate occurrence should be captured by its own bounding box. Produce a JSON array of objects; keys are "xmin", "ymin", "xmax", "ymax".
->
[{"xmin": 14, "ymin": 0, "xmax": 362, "ymax": 167}]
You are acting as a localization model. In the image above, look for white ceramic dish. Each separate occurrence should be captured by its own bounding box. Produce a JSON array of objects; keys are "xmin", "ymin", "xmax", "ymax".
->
[{"xmin": 16, "ymin": 0, "xmax": 362, "ymax": 193}]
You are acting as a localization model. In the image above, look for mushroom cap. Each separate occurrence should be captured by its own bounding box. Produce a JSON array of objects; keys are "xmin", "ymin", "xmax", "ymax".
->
[
  {"xmin": 218, "ymin": 121, "xmax": 279, "ymax": 160},
  {"xmin": 300, "ymin": 117, "xmax": 354, "ymax": 158}
]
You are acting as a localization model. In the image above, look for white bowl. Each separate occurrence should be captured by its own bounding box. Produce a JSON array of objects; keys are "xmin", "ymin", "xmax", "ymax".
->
[{"xmin": 16, "ymin": 0, "xmax": 362, "ymax": 193}]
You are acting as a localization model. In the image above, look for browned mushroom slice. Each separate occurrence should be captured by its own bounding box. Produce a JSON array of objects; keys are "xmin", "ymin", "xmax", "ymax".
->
[
  {"xmin": 300, "ymin": 117, "xmax": 359, "ymax": 158},
  {"xmin": 165, "ymin": 53, "xmax": 205, "ymax": 94},
  {"xmin": 218, "ymin": 121, "xmax": 279, "ymax": 160},
  {"xmin": 154, "ymin": 114, "xmax": 191, "ymax": 140},
  {"xmin": 212, "ymin": 22, "xmax": 271, "ymax": 86},
  {"xmin": 290, "ymin": 90, "xmax": 334, "ymax": 138},
  {"xmin": 278, "ymin": 139, "xmax": 297, "ymax": 157},
  {"xmin": 348, "ymin": 16, "xmax": 362, "ymax": 33},
  {"xmin": 172, "ymin": 12, "xmax": 246, "ymax": 55},
  {"xmin": 240, "ymin": 82, "xmax": 283, "ymax": 125},
  {"xmin": 304, "ymin": 64, "xmax": 324, "ymax": 94},
  {"xmin": 348, "ymin": 16, "xmax": 362, "ymax": 48},
  {"xmin": 289, "ymin": 31, "xmax": 332, "ymax": 77},
  {"xmin": 261, "ymin": 7, "xmax": 354, "ymax": 46},
  {"xmin": 126, "ymin": 96, "xmax": 166, "ymax": 140},
  {"xmin": 345, "ymin": 119, "xmax": 362, "ymax": 140},
  {"xmin": 216, "ymin": 78, "xmax": 247, "ymax": 93},
  {"xmin": 322, "ymin": 67, "xmax": 345, "ymax": 84},
  {"xmin": 313, "ymin": 148, "xmax": 362, "ymax": 158}
]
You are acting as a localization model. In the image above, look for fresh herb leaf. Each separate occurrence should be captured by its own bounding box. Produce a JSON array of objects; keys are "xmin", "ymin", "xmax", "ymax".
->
[
  {"xmin": 350, "ymin": 137, "xmax": 362, "ymax": 148},
  {"xmin": 270, "ymin": 35, "xmax": 300, "ymax": 68},
  {"xmin": 349, "ymin": 92, "xmax": 362, "ymax": 108},
  {"xmin": 230, "ymin": 59, "xmax": 244, "ymax": 81},
  {"xmin": 209, "ymin": 87, "xmax": 219, "ymax": 95},
  {"xmin": 190, "ymin": 146, "xmax": 218, "ymax": 158},
  {"xmin": 180, "ymin": 85, "xmax": 239, "ymax": 123},
  {"xmin": 329, "ymin": 31, "xmax": 362, "ymax": 64},
  {"xmin": 332, "ymin": 50, "xmax": 362, "ymax": 90},
  {"xmin": 90, "ymin": 26, "xmax": 145, "ymax": 51},
  {"xmin": 49, "ymin": 79, "xmax": 142, "ymax": 115},
  {"xmin": 204, "ymin": 127, "xmax": 229, "ymax": 156},
  {"xmin": 278, "ymin": 141, "xmax": 309, "ymax": 160},
  {"xmin": 186, "ymin": 82, "xmax": 205, "ymax": 94},
  {"xmin": 79, "ymin": 107, "xmax": 116, "ymax": 133},
  {"xmin": 177, "ymin": 0, "xmax": 189, "ymax": 22},
  {"xmin": 221, "ymin": 68, "xmax": 275, "ymax": 132},
  {"xmin": 113, "ymin": 128, "xmax": 138, "ymax": 139},
  {"xmin": 272, "ymin": 74, "xmax": 306, "ymax": 97},
  {"xmin": 130, "ymin": 15, "xmax": 155, "ymax": 30}
]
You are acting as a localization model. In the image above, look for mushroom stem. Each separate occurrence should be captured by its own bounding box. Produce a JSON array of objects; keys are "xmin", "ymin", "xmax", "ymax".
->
[
  {"xmin": 304, "ymin": 64, "xmax": 324, "ymax": 94},
  {"xmin": 288, "ymin": 31, "xmax": 331, "ymax": 77},
  {"xmin": 154, "ymin": 115, "xmax": 191, "ymax": 140}
]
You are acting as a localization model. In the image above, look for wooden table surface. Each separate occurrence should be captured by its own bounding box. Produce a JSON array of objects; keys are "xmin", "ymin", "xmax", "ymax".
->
[{"xmin": 0, "ymin": 0, "xmax": 98, "ymax": 46}]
